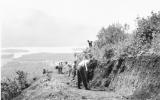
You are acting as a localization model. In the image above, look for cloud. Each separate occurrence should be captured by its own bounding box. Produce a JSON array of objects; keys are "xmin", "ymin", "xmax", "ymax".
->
[{"xmin": 2, "ymin": 9, "xmax": 95, "ymax": 47}]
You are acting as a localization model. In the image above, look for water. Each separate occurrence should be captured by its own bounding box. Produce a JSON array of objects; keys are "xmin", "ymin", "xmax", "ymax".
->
[
  {"xmin": 2, "ymin": 46, "xmax": 86, "ymax": 60},
  {"xmin": 2, "ymin": 46, "xmax": 86, "ymax": 58},
  {"xmin": 1, "ymin": 47, "xmax": 86, "ymax": 66}
]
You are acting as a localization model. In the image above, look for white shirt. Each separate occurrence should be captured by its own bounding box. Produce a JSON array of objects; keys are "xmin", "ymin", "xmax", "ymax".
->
[{"xmin": 78, "ymin": 60, "xmax": 90, "ymax": 71}]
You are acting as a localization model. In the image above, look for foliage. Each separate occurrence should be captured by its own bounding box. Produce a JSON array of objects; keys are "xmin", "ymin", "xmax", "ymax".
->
[
  {"xmin": 88, "ymin": 12, "xmax": 160, "ymax": 62},
  {"xmin": 1, "ymin": 70, "xmax": 30, "ymax": 100},
  {"xmin": 89, "ymin": 23, "xmax": 128, "ymax": 61},
  {"xmin": 152, "ymin": 34, "xmax": 160, "ymax": 54},
  {"xmin": 90, "ymin": 12, "xmax": 160, "ymax": 66},
  {"xmin": 16, "ymin": 70, "xmax": 29, "ymax": 90},
  {"xmin": 110, "ymin": 55, "xmax": 160, "ymax": 100},
  {"xmin": 1, "ymin": 78, "xmax": 21, "ymax": 100},
  {"xmin": 135, "ymin": 11, "xmax": 160, "ymax": 52},
  {"xmin": 96, "ymin": 24, "xmax": 127, "ymax": 48}
]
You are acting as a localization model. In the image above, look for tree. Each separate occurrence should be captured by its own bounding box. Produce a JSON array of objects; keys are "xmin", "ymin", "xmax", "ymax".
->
[
  {"xmin": 92, "ymin": 23, "xmax": 128, "ymax": 61},
  {"xmin": 96, "ymin": 24, "xmax": 127, "ymax": 48},
  {"xmin": 136, "ymin": 11, "xmax": 160, "ymax": 46}
]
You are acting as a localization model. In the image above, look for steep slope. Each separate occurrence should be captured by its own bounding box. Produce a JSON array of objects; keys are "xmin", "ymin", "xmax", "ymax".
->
[{"xmin": 91, "ymin": 54, "xmax": 160, "ymax": 100}]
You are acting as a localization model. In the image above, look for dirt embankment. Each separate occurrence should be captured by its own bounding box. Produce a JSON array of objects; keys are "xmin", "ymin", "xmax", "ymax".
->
[{"xmin": 91, "ymin": 54, "xmax": 160, "ymax": 100}]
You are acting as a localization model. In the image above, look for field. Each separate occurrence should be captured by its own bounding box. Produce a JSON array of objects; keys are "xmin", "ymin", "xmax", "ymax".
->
[{"xmin": 1, "ymin": 52, "xmax": 75, "ymax": 80}]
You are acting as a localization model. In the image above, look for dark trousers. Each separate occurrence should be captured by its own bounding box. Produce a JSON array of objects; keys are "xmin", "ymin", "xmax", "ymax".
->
[
  {"xmin": 72, "ymin": 69, "xmax": 76, "ymax": 80},
  {"xmin": 58, "ymin": 68, "xmax": 60, "ymax": 74},
  {"xmin": 68, "ymin": 69, "xmax": 72, "ymax": 77},
  {"xmin": 77, "ymin": 66, "xmax": 89, "ymax": 90},
  {"xmin": 58, "ymin": 67, "xmax": 62, "ymax": 74},
  {"xmin": 59, "ymin": 67, "xmax": 62, "ymax": 74}
]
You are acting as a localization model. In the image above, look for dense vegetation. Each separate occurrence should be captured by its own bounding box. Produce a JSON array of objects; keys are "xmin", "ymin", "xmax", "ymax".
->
[
  {"xmin": 1, "ymin": 70, "xmax": 30, "ymax": 100},
  {"xmin": 90, "ymin": 12, "xmax": 160, "ymax": 60},
  {"xmin": 78, "ymin": 11, "xmax": 160, "ymax": 100}
]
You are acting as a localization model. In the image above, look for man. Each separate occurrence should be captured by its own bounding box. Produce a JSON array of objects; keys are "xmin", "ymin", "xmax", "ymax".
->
[
  {"xmin": 43, "ymin": 69, "xmax": 46, "ymax": 74},
  {"xmin": 65, "ymin": 61, "xmax": 72, "ymax": 77},
  {"xmin": 87, "ymin": 40, "xmax": 93, "ymax": 48},
  {"xmin": 77, "ymin": 56, "xmax": 90, "ymax": 90},
  {"xmin": 58, "ymin": 62, "xmax": 63, "ymax": 74},
  {"xmin": 72, "ymin": 61, "xmax": 77, "ymax": 80}
]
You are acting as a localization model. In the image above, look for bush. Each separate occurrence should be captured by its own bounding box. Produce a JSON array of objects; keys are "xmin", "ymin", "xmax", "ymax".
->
[
  {"xmin": 1, "ymin": 78, "xmax": 21, "ymax": 100},
  {"xmin": 16, "ymin": 70, "xmax": 29, "ymax": 90},
  {"xmin": 130, "ymin": 11, "xmax": 160, "ymax": 56},
  {"xmin": 1, "ymin": 70, "xmax": 30, "ymax": 100},
  {"xmin": 136, "ymin": 12, "xmax": 160, "ymax": 45}
]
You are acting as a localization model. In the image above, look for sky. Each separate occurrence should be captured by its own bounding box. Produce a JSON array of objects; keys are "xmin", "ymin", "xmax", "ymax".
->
[{"xmin": 1, "ymin": 0, "xmax": 160, "ymax": 48}]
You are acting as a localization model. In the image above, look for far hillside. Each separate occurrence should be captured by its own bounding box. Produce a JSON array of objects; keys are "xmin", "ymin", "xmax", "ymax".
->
[
  {"xmin": 15, "ymin": 52, "xmax": 74, "ymax": 61},
  {"xmin": 2, "ymin": 49, "xmax": 29, "ymax": 53},
  {"xmin": 2, "ymin": 52, "xmax": 75, "ymax": 79}
]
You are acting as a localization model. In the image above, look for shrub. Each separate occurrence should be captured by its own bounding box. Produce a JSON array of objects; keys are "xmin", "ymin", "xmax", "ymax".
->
[
  {"xmin": 130, "ymin": 11, "xmax": 160, "ymax": 55},
  {"xmin": 1, "ymin": 78, "xmax": 21, "ymax": 100},
  {"xmin": 1, "ymin": 70, "xmax": 30, "ymax": 100},
  {"xmin": 16, "ymin": 70, "xmax": 29, "ymax": 90},
  {"xmin": 136, "ymin": 12, "xmax": 160, "ymax": 45}
]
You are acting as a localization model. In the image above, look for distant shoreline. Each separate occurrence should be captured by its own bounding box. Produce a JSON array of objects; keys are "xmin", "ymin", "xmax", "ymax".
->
[{"xmin": 2, "ymin": 46, "xmax": 86, "ymax": 54}]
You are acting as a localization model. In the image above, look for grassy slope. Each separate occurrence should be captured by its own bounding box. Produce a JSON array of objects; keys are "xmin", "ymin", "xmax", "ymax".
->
[{"xmin": 91, "ymin": 55, "xmax": 160, "ymax": 100}]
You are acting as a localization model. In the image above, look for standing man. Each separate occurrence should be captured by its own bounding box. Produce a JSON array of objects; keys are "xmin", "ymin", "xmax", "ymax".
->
[
  {"xmin": 77, "ymin": 56, "xmax": 90, "ymax": 90},
  {"xmin": 58, "ymin": 62, "xmax": 61, "ymax": 74},
  {"xmin": 65, "ymin": 61, "xmax": 72, "ymax": 77},
  {"xmin": 72, "ymin": 61, "xmax": 77, "ymax": 80},
  {"xmin": 58, "ymin": 62, "xmax": 63, "ymax": 74}
]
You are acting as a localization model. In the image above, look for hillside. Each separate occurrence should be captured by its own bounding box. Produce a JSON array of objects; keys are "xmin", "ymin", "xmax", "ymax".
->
[{"xmin": 90, "ymin": 54, "xmax": 160, "ymax": 100}]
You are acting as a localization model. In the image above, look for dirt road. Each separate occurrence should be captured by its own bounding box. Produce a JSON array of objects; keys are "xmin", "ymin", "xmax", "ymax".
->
[{"xmin": 14, "ymin": 69, "xmax": 125, "ymax": 100}]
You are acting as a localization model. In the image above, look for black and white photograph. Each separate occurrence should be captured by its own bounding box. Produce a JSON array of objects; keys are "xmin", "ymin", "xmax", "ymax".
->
[{"xmin": 1, "ymin": 0, "xmax": 160, "ymax": 100}]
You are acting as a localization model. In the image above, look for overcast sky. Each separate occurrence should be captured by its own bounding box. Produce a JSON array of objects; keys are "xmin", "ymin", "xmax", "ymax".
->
[{"xmin": 1, "ymin": 0, "xmax": 160, "ymax": 47}]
